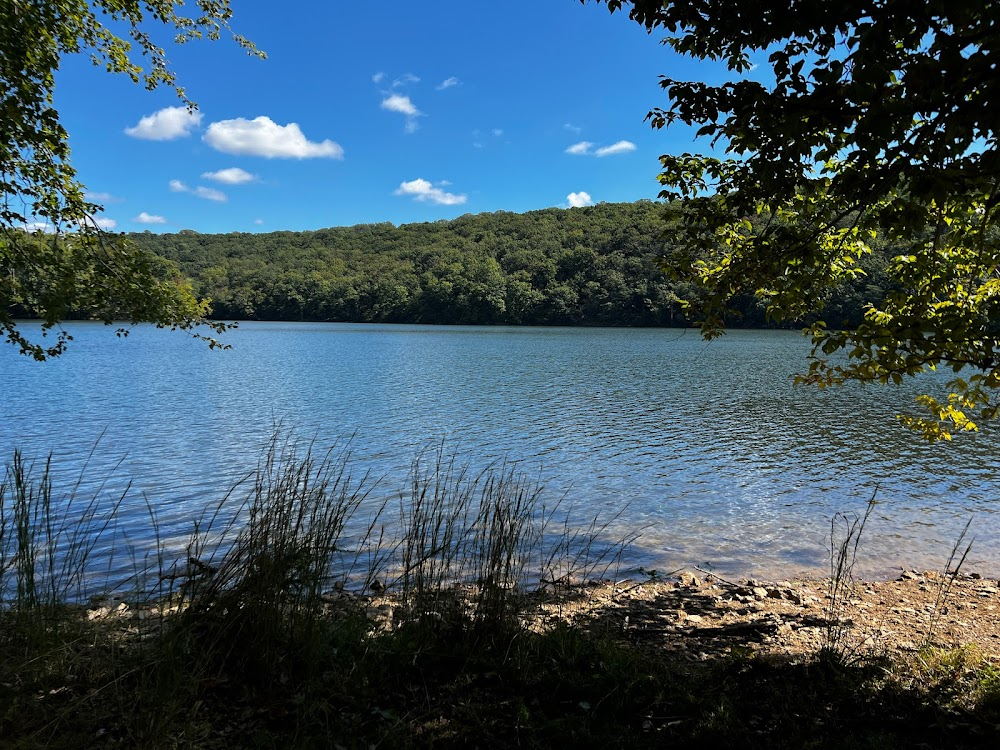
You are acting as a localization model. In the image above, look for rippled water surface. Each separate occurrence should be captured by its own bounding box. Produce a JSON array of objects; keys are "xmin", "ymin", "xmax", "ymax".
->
[{"xmin": 2, "ymin": 321, "xmax": 998, "ymax": 579}]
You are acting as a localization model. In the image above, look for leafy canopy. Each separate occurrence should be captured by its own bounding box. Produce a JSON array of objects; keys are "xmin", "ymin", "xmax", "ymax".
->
[
  {"xmin": 591, "ymin": 0, "xmax": 1000, "ymax": 439},
  {"xmin": 0, "ymin": 0, "xmax": 261, "ymax": 359}
]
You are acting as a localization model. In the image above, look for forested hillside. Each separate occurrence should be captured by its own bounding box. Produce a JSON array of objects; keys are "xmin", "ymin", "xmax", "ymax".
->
[{"xmin": 130, "ymin": 200, "xmax": 889, "ymax": 328}]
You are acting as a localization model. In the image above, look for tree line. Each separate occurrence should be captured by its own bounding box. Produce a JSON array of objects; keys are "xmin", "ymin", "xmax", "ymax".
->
[{"xmin": 126, "ymin": 200, "xmax": 893, "ymax": 329}]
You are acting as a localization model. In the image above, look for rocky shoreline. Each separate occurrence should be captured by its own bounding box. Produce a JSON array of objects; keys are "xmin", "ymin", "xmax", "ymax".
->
[
  {"xmin": 528, "ymin": 569, "xmax": 1000, "ymax": 661},
  {"xmin": 85, "ymin": 568, "xmax": 1000, "ymax": 663},
  {"xmin": 49, "ymin": 567, "xmax": 1000, "ymax": 747},
  {"xmin": 300, "ymin": 568, "xmax": 1000, "ymax": 662}
]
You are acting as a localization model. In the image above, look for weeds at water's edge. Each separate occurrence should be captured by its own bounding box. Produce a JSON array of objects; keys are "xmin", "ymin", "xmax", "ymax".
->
[
  {"xmin": 821, "ymin": 485, "xmax": 979, "ymax": 667},
  {"xmin": 924, "ymin": 517, "xmax": 975, "ymax": 649},
  {"xmin": 2, "ymin": 446, "xmax": 999, "ymax": 749},
  {"xmin": 822, "ymin": 486, "xmax": 878, "ymax": 662},
  {"xmin": 0, "ymin": 436, "xmax": 637, "ymax": 742}
]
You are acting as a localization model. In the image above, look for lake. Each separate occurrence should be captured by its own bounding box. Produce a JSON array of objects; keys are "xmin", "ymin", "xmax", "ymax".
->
[{"xmin": 1, "ymin": 321, "xmax": 998, "ymax": 581}]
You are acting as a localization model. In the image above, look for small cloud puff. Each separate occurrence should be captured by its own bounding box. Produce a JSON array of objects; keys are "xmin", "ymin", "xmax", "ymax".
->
[
  {"xmin": 134, "ymin": 212, "xmax": 167, "ymax": 224},
  {"xmin": 195, "ymin": 187, "xmax": 227, "ymax": 202},
  {"xmin": 202, "ymin": 167, "xmax": 258, "ymax": 185},
  {"xmin": 595, "ymin": 140, "xmax": 637, "ymax": 157},
  {"xmin": 125, "ymin": 106, "xmax": 202, "ymax": 140},
  {"xmin": 92, "ymin": 217, "xmax": 118, "ymax": 230},
  {"xmin": 26, "ymin": 217, "xmax": 117, "ymax": 232},
  {"xmin": 392, "ymin": 73, "xmax": 420, "ymax": 88},
  {"xmin": 84, "ymin": 191, "xmax": 123, "ymax": 203},
  {"xmin": 436, "ymin": 76, "xmax": 460, "ymax": 90},
  {"xmin": 170, "ymin": 180, "xmax": 227, "ymax": 202},
  {"xmin": 381, "ymin": 94, "xmax": 420, "ymax": 117},
  {"xmin": 204, "ymin": 116, "xmax": 343, "ymax": 159},
  {"xmin": 565, "ymin": 140, "xmax": 636, "ymax": 157},
  {"xmin": 394, "ymin": 178, "xmax": 467, "ymax": 206},
  {"xmin": 567, "ymin": 191, "xmax": 594, "ymax": 208},
  {"xmin": 381, "ymin": 95, "xmax": 423, "ymax": 133}
]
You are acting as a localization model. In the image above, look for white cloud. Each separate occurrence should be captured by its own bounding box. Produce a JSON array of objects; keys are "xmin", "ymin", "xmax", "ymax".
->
[
  {"xmin": 170, "ymin": 179, "xmax": 227, "ymax": 202},
  {"xmin": 564, "ymin": 123, "xmax": 583, "ymax": 134},
  {"xmin": 565, "ymin": 139, "xmax": 637, "ymax": 157},
  {"xmin": 84, "ymin": 191, "xmax": 123, "ymax": 203},
  {"xmin": 492, "ymin": 128, "xmax": 504, "ymax": 137},
  {"xmin": 134, "ymin": 212, "xmax": 167, "ymax": 224},
  {"xmin": 125, "ymin": 106, "xmax": 203, "ymax": 141},
  {"xmin": 253, "ymin": 218, "xmax": 265, "ymax": 225},
  {"xmin": 193, "ymin": 186, "xmax": 227, "ymax": 202},
  {"xmin": 204, "ymin": 116, "xmax": 344, "ymax": 159},
  {"xmin": 202, "ymin": 167, "xmax": 258, "ymax": 184},
  {"xmin": 567, "ymin": 191, "xmax": 594, "ymax": 208},
  {"xmin": 381, "ymin": 94, "xmax": 420, "ymax": 117},
  {"xmin": 394, "ymin": 178, "xmax": 467, "ymax": 206},
  {"xmin": 372, "ymin": 72, "xmax": 385, "ymax": 83},
  {"xmin": 75, "ymin": 215, "xmax": 117, "ymax": 231},
  {"xmin": 382, "ymin": 94, "xmax": 423, "ymax": 133},
  {"xmin": 595, "ymin": 140, "xmax": 637, "ymax": 157},
  {"xmin": 25, "ymin": 217, "xmax": 118, "ymax": 232},
  {"xmin": 436, "ymin": 76, "xmax": 460, "ymax": 90},
  {"xmin": 392, "ymin": 73, "xmax": 420, "ymax": 88}
]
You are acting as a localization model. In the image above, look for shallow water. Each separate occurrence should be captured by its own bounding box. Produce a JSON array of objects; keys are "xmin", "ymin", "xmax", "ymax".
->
[{"xmin": 1, "ymin": 321, "xmax": 998, "ymax": 581}]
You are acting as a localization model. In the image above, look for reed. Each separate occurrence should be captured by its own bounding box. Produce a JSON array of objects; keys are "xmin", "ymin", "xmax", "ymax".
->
[
  {"xmin": 157, "ymin": 435, "xmax": 381, "ymax": 684},
  {"xmin": 821, "ymin": 488, "xmax": 878, "ymax": 661},
  {"xmin": 1, "ymin": 448, "xmax": 129, "ymax": 620},
  {"xmin": 2, "ymin": 442, "xmax": 999, "ymax": 748},
  {"xmin": 394, "ymin": 446, "xmax": 632, "ymax": 637}
]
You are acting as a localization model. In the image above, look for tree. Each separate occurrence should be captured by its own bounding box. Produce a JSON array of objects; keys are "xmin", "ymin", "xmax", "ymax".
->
[
  {"xmin": 0, "ymin": 0, "xmax": 261, "ymax": 359},
  {"xmin": 590, "ymin": 0, "xmax": 1000, "ymax": 438}
]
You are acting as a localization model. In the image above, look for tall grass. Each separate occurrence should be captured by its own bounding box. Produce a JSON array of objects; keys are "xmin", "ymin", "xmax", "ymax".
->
[
  {"xmin": 2, "ymin": 435, "xmax": 632, "ymax": 678},
  {"xmin": 4, "ymin": 442, "xmax": 999, "ymax": 748},
  {"xmin": 822, "ymin": 487, "xmax": 978, "ymax": 663},
  {"xmin": 0, "ymin": 448, "xmax": 129, "ymax": 617},
  {"xmin": 822, "ymin": 488, "xmax": 877, "ymax": 660},
  {"xmin": 160, "ymin": 436, "xmax": 383, "ymax": 681},
  {"xmin": 0, "ymin": 435, "xmax": 638, "ymax": 744},
  {"xmin": 395, "ymin": 447, "xmax": 632, "ymax": 634}
]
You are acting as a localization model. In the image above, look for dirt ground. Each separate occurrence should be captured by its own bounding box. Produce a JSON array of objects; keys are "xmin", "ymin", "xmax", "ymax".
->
[{"xmin": 525, "ymin": 569, "xmax": 1000, "ymax": 662}]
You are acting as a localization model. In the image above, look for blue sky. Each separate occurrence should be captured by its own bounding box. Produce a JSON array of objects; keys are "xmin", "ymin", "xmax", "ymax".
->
[{"xmin": 52, "ymin": 1, "xmax": 728, "ymax": 234}]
